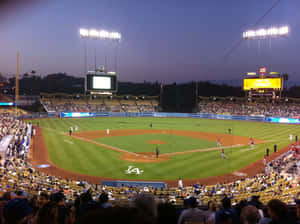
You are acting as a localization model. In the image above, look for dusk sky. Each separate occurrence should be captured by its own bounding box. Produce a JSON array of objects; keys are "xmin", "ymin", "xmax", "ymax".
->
[{"xmin": 0, "ymin": 0, "xmax": 300, "ymax": 83}]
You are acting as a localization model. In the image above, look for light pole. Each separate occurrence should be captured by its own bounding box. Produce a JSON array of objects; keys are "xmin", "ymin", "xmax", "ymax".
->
[
  {"xmin": 242, "ymin": 26, "xmax": 289, "ymax": 40},
  {"xmin": 242, "ymin": 25, "xmax": 289, "ymax": 73},
  {"xmin": 15, "ymin": 52, "xmax": 19, "ymax": 116},
  {"xmin": 79, "ymin": 28, "xmax": 121, "ymax": 93}
]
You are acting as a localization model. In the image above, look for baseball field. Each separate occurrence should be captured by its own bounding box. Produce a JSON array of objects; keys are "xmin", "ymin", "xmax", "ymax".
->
[{"xmin": 29, "ymin": 117, "xmax": 300, "ymax": 184}]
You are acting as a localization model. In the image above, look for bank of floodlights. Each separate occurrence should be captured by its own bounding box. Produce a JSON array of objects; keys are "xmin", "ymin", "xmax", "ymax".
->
[
  {"xmin": 243, "ymin": 26, "xmax": 289, "ymax": 40},
  {"xmin": 79, "ymin": 28, "xmax": 121, "ymax": 41}
]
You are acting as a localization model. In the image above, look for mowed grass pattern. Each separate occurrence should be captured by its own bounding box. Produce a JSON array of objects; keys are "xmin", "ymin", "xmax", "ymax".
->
[
  {"xmin": 29, "ymin": 117, "xmax": 300, "ymax": 180},
  {"xmin": 95, "ymin": 134, "xmax": 217, "ymax": 153}
]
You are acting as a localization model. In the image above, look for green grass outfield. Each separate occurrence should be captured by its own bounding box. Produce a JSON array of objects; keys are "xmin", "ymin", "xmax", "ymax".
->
[{"xmin": 29, "ymin": 117, "xmax": 300, "ymax": 181}]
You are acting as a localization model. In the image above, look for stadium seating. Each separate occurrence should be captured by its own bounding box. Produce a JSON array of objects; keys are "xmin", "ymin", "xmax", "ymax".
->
[
  {"xmin": 0, "ymin": 94, "xmax": 12, "ymax": 102},
  {"xmin": 41, "ymin": 95, "xmax": 159, "ymax": 113},
  {"xmin": 136, "ymin": 98, "xmax": 157, "ymax": 112},
  {"xmin": 198, "ymin": 97, "xmax": 300, "ymax": 118},
  {"xmin": 0, "ymin": 107, "xmax": 28, "ymax": 116},
  {"xmin": 119, "ymin": 98, "xmax": 139, "ymax": 112}
]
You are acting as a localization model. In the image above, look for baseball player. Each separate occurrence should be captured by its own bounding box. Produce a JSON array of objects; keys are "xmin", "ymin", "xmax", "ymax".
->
[
  {"xmin": 217, "ymin": 139, "xmax": 222, "ymax": 147},
  {"xmin": 250, "ymin": 138, "xmax": 254, "ymax": 149},
  {"xmin": 221, "ymin": 149, "xmax": 226, "ymax": 159}
]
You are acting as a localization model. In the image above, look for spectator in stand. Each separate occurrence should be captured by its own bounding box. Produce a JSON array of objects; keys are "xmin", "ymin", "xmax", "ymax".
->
[
  {"xmin": 3, "ymin": 198, "xmax": 33, "ymax": 224},
  {"xmin": 219, "ymin": 210, "xmax": 233, "ymax": 224},
  {"xmin": 194, "ymin": 182, "xmax": 200, "ymax": 195},
  {"xmin": 50, "ymin": 192, "xmax": 66, "ymax": 206},
  {"xmin": 258, "ymin": 207, "xmax": 272, "ymax": 224},
  {"xmin": 77, "ymin": 191, "xmax": 101, "ymax": 220},
  {"xmin": 38, "ymin": 192, "xmax": 49, "ymax": 208},
  {"xmin": 249, "ymin": 195, "xmax": 264, "ymax": 218},
  {"xmin": 178, "ymin": 197, "xmax": 206, "ymax": 224},
  {"xmin": 78, "ymin": 206, "xmax": 152, "ymax": 224},
  {"xmin": 98, "ymin": 192, "xmax": 112, "ymax": 208},
  {"xmin": 240, "ymin": 205, "xmax": 260, "ymax": 224},
  {"xmin": 267, "ymin": 199, "xmax": 294, "ymax": 224},
  {"xmin": 215, "ymin": 196, "xmax": 239, "ymax": 224},
  {"xmin": 131, "ymin": 193, "xmax": 157, "ymax": 222},
  {"xmin": 33, "ymin": 201, "xmax": 73, "ymax": 224},
  {"xmin": 157, "ymin": 202, "xmax": 179, "ymax": 224},
  {"xmin": 206, "ymin": 201, "xmax": 218, "ymax": 224},
  {"xmin": 295, "ymin": 199, "xmax": 300, "ymax": 224}
]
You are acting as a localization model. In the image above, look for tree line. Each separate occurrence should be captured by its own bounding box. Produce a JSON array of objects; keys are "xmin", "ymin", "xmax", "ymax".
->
[{"xmin": 2, "ymin": 73, "xmax": 300, "ymax": 112}]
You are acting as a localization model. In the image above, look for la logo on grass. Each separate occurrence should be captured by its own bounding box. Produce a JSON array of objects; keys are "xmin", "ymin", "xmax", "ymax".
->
[{"xmin": 125, "ymin": 166, "xmax": 144, "ymax": 175}]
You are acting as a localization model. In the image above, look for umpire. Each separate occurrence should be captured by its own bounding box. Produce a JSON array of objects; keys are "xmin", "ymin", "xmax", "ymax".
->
[{"xmin": 156, "ymin": 146, "xmax": 159, "ymax": 158}]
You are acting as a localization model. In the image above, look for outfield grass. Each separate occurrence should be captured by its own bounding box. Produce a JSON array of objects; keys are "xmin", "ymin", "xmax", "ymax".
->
[
  {"xmin": 95, "ymin": 134, "xmax": 217, "ymax": 153},
  {"xmin": 29, "ymin": 117, "xmax": 300, "ymax": 180}
]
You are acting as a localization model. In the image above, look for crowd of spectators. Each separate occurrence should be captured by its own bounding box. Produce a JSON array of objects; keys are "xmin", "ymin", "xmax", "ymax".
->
[
  {"xmin": 42, "ymin": 97, "xmax": 157, "ymax": 113},
  {"xmin": 198, "ymin": 100, "xmax": 300, "ymax": 118},
  {"xmin": 1, "ymin": 184, "xmax": 300, "ymax": 223},
  {"xmin": 42, "ymin": 99, "xmax": 102, "ymax": 113},
  {"xmin": 0, "ymin": 116, "xmax": 30, "ymax": 148},
  {"xmin": 0, "ymin": 117, "xmax": 16, "ymax": 142}
]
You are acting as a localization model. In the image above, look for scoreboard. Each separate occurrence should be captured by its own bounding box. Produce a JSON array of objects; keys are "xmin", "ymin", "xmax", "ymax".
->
[
  {"xmin": 243, "ymin": 78, "xmax": 282, "ymax": 91},
  {"xmin": 86, "ymin": 72, "xmax": 117, "ymax": 92}
]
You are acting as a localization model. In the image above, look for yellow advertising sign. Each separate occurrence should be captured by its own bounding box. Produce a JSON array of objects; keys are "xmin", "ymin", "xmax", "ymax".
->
[{"xmin": 243, "ymin": 78, "xmax": 282, "ymax": 90}]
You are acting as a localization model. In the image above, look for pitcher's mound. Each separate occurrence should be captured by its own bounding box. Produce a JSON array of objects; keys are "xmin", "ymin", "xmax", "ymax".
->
[
  {"xmin": 120, "ymin": 152, "xmax": 170, "ymax": 163},
  {"xmin": 146, "ymin": 140, "xmax": 168, "ymax": 144}
]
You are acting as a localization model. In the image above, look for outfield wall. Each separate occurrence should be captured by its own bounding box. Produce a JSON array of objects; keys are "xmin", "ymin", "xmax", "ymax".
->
[{"xmin": 20, "ymin": 111, "xmax": 300, "ymax": 124}]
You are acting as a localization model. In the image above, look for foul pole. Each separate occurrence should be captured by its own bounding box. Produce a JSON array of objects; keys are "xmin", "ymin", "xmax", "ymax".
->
[{"xmin": 15, "ymin": 52, "xmax": 19, "ymax": 116}]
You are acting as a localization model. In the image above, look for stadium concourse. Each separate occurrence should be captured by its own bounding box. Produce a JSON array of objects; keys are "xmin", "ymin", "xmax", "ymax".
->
[{"xmin": 1, "ymin": 112, "xmax": 300, "ymax": 223}]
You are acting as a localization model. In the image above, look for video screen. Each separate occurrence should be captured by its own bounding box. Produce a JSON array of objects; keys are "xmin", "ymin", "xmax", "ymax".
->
[
  {"xmin": 86, "ymin": 74, "xmax": 117, "ymax": 91},
  {"xmin": 93, "ymin": 76, "xmax": 111, "ymax": 89},
  {"xmin": 243, "ymin": 78, "xmax": 282, "ymax": 90}
]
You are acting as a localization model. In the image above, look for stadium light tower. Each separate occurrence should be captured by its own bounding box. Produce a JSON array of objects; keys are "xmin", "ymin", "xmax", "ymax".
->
[
  {"xmin": 242, "ymin": 25, "xmax": 289, "ymax": 40},
  {"xmin": 79, "ymin": 28, "xmax": 122, "ymax": 93},
  {"xmin": 242, "ymin": 25, "xmax": 290, "ymax": 80},
  {"xmin": 79, "ymin": 28, "xmax": 122, "ymax": 41}
]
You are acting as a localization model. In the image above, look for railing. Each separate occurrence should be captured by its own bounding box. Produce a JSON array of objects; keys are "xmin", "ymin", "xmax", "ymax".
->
[{"xmin": 19, "ymin": 111, "xmax": 300, "ymax": 124}]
